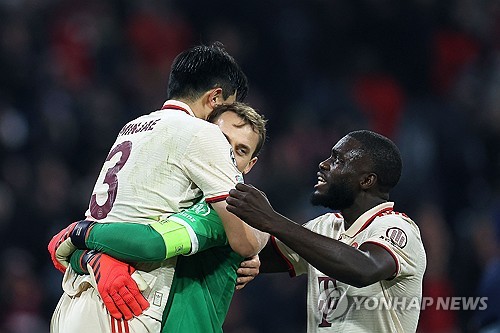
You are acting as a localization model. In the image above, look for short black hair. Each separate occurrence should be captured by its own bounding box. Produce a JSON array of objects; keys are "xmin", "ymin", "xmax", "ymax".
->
[
  {"xmin": 167, "ymin": 42, "xmax": 248, "ymax": 102},
  {"xmin": 348, "ymin": 130, "xmax": 402, "ymax": 192}
]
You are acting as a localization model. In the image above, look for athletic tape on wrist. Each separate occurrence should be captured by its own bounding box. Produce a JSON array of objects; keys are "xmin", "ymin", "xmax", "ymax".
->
[
  {"xmin": 80, "ymin": 250, "xmax": 99, "ymax": 273},
  {"xmin": 71, "ymin": 220, "xmax": 96, "ymax": 249}
]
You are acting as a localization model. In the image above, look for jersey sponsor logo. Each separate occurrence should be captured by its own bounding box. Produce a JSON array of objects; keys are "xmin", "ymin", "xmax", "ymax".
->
[
  {"xmin": 191, "ymin": 202, "xmax": 211, "ymax": 216},
  {"xmin": 317, "ymin": 277, "xmax": 349, "ymax": 327},
  {"xmin": 386, "ymin": 227, "xmax": 407, "ymax": 248}
]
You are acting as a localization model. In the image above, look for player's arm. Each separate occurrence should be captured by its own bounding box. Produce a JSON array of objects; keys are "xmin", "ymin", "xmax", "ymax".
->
[
  {"xmin": 186, "ymin": 126, "xmax": 269, "ymax": 258},
  {"xmin": 265, "ymin": 224, "xmax": 394, "ymax": 287},
  {"xmin": 85, "ymin": 201, "xmax": 232, "ymax": 263},
  {"xmin": 50, "ymin": 202, "xmax": 233, "ymax": 273},
  {"xmin": 49, "ymin": 221, "xmax": 193, "ymax": 272},
  {"xmin": 85, "ymin": 221, "xmax": 193, "ymax": 261},
  {"xmin": 227, "ymin": 183, "xmax": 396, "ymax": 288},
  {"xmin": 236, "ymin": 236, "xmax": 308, "ymax": 289},
  {"xmin": 242, "ymin": 238, "xmax": 290, "ymax": 273},
  {"xmin": 211, "ymin": 200, "xmax": 269, "ymax": 258}
]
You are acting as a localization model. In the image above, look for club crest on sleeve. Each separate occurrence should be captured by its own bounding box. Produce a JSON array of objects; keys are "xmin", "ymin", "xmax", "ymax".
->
[{"xmin": 386, "ymin": 227, "xmax": 407, "ymax": 248}]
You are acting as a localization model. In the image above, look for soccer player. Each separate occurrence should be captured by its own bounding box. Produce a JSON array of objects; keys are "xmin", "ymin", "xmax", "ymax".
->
[
  {"xmin": 161, "ymin": 103, "xmax": 266, "ymax": 332},
  {"xmin": 227, "ymin": 130, "xmax": 427, "ymax": 332},
  {"xmin": 51, "ymin": 102, "xmax": 267, "ymax": 333},
  {"xmin": 48, "ymin": 43, "xmax": 268, "ymax": 333}
]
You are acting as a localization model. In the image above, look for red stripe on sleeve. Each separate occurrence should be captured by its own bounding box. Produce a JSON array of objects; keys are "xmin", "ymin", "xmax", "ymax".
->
[
  {"xmin": 205, "ymin": 194, "xmax": 229, "ymax": 203},
  {"xmin": 362, "ymin": 240, "xmax": 400, "ymax": 279}
]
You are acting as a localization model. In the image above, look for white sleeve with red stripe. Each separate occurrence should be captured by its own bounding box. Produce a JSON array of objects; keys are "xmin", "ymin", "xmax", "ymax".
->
[
  {"xmin": 183, "ymin": 124, "xmax": 243, "ymax": 203},
  {"xmin": 361, "ymin": 215, "xmax": 424, "ymax": 279},
  {"xmin": 270, "ymin": 236, "xmax": 308, "ymax": 277}
]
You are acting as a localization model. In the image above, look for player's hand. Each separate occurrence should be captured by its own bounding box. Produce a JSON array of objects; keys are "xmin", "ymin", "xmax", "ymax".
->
[
  {"xmin": 87, "ymin": 252, "xmax": 150, "ymax": 320},
  {"xmin": 48, "ymin": 221, "xmax": 79, "ymax": 273},
  {"xmin": 226, "ymin": 183, "xmax": 276, "ymax": 233},
  {"xmin": 47, "ymin": 220, "xmax": 94, "ymax": 273},
  {"xmin": 236, "ymin": 255, "xmax": 260, "ymax": 290}
]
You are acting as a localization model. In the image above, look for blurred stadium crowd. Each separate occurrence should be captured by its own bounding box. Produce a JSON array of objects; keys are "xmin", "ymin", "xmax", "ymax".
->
[{"xmin": 0, "ymin": 0, "xmax": 498, "ymax": 332}]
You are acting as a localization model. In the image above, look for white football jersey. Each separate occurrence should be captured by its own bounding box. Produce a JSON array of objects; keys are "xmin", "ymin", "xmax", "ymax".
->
[
  {"xmin": 63, "ymin": 100, "xmax": 243, "ymax": 324},
  {"xmin": 273, "ymin": 202, "xmax": 426, "ymax": 333}
]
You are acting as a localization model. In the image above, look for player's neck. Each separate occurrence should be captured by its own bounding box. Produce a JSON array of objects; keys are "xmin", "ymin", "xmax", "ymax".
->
[
  {"xmin": 181, "ymin": 99, "xmax": 210, "ymax": 120},
  {"xmin": 342, "ymin": 197, "xmax": 387, "ymax": 228}
]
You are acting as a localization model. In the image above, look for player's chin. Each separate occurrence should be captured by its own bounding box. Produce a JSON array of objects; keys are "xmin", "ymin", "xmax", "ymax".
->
[
  {"xmin": 313, "ymin": 181, "xmax": 328, "ymax": 194},
  {"xmin": 310, "ymin": 191, "xmax": 325, "ymax": 207}
]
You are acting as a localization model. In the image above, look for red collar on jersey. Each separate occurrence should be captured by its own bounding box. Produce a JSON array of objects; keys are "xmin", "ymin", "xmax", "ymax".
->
[
  {"xmin": 161, "ymin": 104, "xmax": 191, "ymax": 115},
  {"xmin": 344, "ymin": 205, "xmax": 394, "ymax": 238},
  {"xmin": 355, "ymin": 207, "xmax": 394, "ymax": 236}
]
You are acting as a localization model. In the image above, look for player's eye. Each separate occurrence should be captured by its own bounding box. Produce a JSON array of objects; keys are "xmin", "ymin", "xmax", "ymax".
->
[
  {"xmin": 332, "ymin": 153, "xmax": 343, "ymax": 164},
  {"xmin": 236, "ymin": 148, "xmax": 248, "ymax": 156},
  {"xmin": 330, "ymin": 152, "xmax": 341, "ymax": 163}
]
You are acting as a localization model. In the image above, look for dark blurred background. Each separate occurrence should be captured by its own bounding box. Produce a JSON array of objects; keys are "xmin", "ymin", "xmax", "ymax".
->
[{"xmin": 0, "ymin": 0, "xmax": 499, "ymax": 332}]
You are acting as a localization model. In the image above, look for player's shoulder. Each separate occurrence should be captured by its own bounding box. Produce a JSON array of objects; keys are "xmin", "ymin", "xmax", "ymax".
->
[
  {"xmin": 376, "ymin": 210, "xmax": 417, "ymax": 228},
  {"xmin": 147, "ymin": 109, "xmax": 224, "ymax": 139},
  {"xmin": 304, "ymin": 212, "xmax": 344, "ymax": 231},
  {"xmin": 373, "ymin": 210, "xmax": 424, "ymax": 245}
]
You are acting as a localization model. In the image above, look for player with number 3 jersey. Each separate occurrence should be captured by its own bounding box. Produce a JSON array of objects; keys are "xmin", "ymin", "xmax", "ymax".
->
[{"xmin": 49, "ymin": 44, "xmax": 268, "ymax": 333}]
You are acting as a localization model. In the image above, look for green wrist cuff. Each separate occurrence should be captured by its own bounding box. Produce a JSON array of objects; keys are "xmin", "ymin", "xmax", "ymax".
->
[{"xmin": 69, "ymin": 249, "xmax": 90, "ymax": 275}]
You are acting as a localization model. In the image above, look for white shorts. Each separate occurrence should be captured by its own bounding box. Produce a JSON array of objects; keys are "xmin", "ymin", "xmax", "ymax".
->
[
  {"xmin": 50, "ymin": 266, "xmax": 165, "ymax": 333},
  {"xmin": 50, "ymin": 286, "xmax": 161, "ymax": 333}
]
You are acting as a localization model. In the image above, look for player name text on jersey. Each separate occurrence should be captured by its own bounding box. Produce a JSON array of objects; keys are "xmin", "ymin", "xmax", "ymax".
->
[{"xmin": 118, "ymin": 119, "xmax": 161, "ymax": 136}]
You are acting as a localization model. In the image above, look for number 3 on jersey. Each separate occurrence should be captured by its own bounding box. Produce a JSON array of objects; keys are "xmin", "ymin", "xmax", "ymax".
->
[{"xmin": 89, "ymin": 141, "xmax": 132, "ymax": 219}]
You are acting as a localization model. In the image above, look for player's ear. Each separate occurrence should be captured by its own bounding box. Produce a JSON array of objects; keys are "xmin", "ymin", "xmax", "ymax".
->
[
  {"xmin": 360, "ymin": 173, "xmax": 377, "ymax": 189},
  {"xmin": 208, "ymin": 88, "xmax": 224, "ymax": 108},
  {"xmin": 199, "ymin": 88, "xmax": 223, "ymax": 119},
  {"xmin": 243, "ymin": 157, "xmax": 258, "ymax": 175}
]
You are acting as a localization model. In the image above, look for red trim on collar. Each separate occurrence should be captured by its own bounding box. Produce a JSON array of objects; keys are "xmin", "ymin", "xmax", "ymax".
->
[
  {"xmin": 161, "ymin": 104, "xmax": 191, "ymax": 115},
  {"xmin": 354, "ymin": 207, "xmax": 394, "ymax": 237}
]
